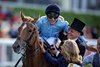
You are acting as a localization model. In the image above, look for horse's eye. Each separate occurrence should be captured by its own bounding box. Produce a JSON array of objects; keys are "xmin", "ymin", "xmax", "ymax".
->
[
  {"xmin": 33, "ymin": 28, "xmax": 36, "ymax": 31},
  {"xmin": 29, "ymin": 29, "xmax": 32, "ymax": 32}
]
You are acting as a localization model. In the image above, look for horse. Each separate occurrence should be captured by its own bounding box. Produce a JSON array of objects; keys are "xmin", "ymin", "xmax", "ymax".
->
[{"xmin": 12, "ymin": 12, "xmax": 50, "ymax": 67}]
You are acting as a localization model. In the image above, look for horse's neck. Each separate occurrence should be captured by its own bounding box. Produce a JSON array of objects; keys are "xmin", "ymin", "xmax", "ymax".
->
[
  {"xmin": 29, "ymin": 33, "xmax": 40, "ymax": 54},
  {"xmin": 25, "ymin": 39, "xmax": 43, "ymax": 67},
  {"xmin": 30, "ymin": 33, "xmax": 39, "ymax": 45},
  {"xmin": 23, "ymin": 33, "xmax": 49, "ymax": 67}
]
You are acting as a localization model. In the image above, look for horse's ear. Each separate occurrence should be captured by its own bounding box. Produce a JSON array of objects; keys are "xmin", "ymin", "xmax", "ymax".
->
[
  {"xmin": 32, "ymin": 16, "xmax": 39, "ymax": 23},
  {"xmin": 20, "ymin": 11, "xmax": 34, "ymax": 23},
  {"xmin": 20, "ymin": 11, "xmax": 26, "ymax": 22}
]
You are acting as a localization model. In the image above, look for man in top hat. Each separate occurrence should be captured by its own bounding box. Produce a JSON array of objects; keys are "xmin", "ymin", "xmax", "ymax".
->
[
  {"xmin": 67, "ymin": 18, "xmax": 86, "ymax": 57},
  {"xmin": 66, "ymin": 18, "xmax": 97, "ymax": 57}
]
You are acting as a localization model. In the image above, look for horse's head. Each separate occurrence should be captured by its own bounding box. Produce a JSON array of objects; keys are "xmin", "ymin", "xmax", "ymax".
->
[{"xmin": 12, "ymin": 12, "xmax": 39, "ymax": 54}]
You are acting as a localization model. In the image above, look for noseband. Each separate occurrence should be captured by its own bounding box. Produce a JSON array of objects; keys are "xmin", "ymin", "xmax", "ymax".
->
[{"xmin": 14, "ymin": 23, "xmax": 39, "ymax": 67}]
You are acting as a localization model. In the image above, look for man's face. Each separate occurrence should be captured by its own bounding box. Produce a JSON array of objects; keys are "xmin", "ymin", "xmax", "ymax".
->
[
  {"xmin": 67, "ymin": 28, "xmax": 80, "ymax": 39},
  {"xmin": 97, "ymin": 38, "xmax": 100, "ymax": 53}
]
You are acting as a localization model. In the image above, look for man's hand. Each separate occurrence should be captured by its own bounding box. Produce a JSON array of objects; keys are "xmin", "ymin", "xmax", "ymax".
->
[
  {"xmin": 39, "ymin": 40, "xmax": 46, "ymax": 53},
  {"xmin": 87, "ymin": 45, "xmax": 97, "ymax": 52}
]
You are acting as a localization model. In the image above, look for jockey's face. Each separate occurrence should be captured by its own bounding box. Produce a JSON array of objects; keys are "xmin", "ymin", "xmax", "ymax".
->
[
  {"xmin": 97, "ymin": 37, "xmax": 100, "ymax": 53},
  {"xmin": 47, "ymin": 12, "xmax": 59, "ymax": 24},
  {"xmin": 67, "ymin": 28, "xmax": 80, "ymax": 39}
]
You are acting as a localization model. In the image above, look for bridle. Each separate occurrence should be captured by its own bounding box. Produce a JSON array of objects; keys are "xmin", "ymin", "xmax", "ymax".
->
[{"xmin": 14, "ymin": 22, "xmax": 39, "ymax": 67}]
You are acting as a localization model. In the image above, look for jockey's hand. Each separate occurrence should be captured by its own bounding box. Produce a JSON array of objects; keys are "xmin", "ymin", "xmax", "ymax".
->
[{"xmin": 39, "ymin": 40, "xmax": 46, "ymax": 53}]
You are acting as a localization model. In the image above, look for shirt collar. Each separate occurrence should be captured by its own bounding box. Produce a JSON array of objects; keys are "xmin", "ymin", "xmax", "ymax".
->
[{"xmin": 72, "ymin": 37, "xmax": 78, "ymax": 41}]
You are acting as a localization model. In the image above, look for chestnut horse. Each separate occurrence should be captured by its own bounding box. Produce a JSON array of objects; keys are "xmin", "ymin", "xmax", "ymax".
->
[{"xmin": 12, "ymin": 12, "xmax": 49, "ymax": 67}]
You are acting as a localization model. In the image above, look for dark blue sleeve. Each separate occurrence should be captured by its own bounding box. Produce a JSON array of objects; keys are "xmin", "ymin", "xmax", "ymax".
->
[{"xmin": 44, "ymin": 51, "xmax": 59, "ymax": 64}]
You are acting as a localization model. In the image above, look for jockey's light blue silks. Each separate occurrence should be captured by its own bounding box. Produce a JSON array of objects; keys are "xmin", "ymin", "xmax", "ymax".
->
[{"xmin": 36, "ymin": 16, "xmax": 68, "ymax": 39}]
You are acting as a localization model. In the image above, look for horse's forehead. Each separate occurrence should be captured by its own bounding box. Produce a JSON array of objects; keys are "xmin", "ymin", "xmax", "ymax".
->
[
  {"xmin": 22, "ymin": 28, "xmax": 28, "ymax": 34},
  {"xmin": 28, "ymin": 23, "xmax": 35, "ymax": 28},
  {"xmin": 20, "ymin": 24, "xmax": 34, "ymax": 36},
  {"xmin": 18, "ymin": 21, "xmax": 38, "ymax": 40},
  {"xmin": 18, "ymin": 27, "xmax": 28, "ymax": 39}
]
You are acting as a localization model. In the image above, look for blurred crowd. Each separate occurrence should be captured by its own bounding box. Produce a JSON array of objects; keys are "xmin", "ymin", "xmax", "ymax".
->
[
  {"xmin": 83, "ymin": 26, "xmax": 98, "ymax": 39},
  {"xmin": 0, "ymin": 6, "xmax": 19, "ymax": 38}
]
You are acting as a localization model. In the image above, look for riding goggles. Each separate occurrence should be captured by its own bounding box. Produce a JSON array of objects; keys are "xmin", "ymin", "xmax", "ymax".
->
[{"xmin": 47, "ymin": 12, "xmax": 59, "ymax": 19}]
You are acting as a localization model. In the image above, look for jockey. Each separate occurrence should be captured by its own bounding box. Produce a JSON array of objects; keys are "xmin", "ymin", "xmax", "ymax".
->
[
  {"xmin": 36, "ymin": 4, "xmax": 69, "ymax": 67},
  {"xmin": 36, "ymin": 4, "xmax": 69, "ymax": 40}
]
